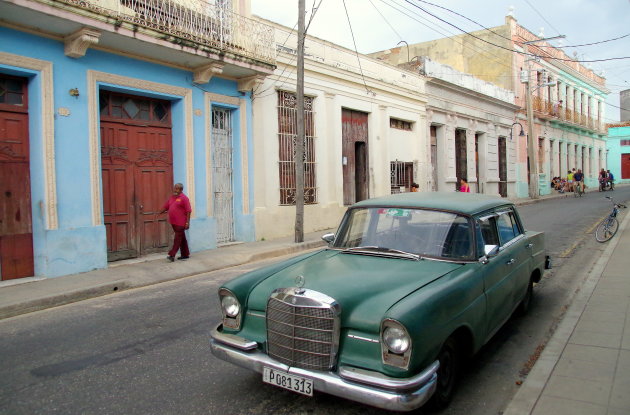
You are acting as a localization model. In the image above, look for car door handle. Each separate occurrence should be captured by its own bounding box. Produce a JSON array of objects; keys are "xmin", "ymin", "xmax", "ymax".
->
[
  {"xmin": 506, "ymin": 259, "xmax": 515, "ymax": 265},
  {"xmin": 527, "ymin": 243, "xmax": 533, "ymax": 249}
]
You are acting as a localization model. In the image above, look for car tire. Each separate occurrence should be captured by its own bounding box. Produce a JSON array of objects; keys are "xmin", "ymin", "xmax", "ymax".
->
[
  {"xmin": 516, "ymin": 276, "xmax": 534, "ymax": 316},
  {"xmin": 428, "ymin": 337, "xmax": 460, "ymax": 409}
]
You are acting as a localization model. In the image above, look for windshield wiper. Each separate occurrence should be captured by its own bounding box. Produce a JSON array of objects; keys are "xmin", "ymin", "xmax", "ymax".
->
[{"xmin": 342, "ymin": 246, "xmax": 420, "ymax": 260}]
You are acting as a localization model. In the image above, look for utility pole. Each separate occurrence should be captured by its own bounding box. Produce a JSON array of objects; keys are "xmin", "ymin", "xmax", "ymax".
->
[
  {"xmin": 294, "ymin": 0, "xmax": 305, "ymax": 243},
  {"xmin": 523, "ymin": 46, "xmax": 539, "ymax": 199}
]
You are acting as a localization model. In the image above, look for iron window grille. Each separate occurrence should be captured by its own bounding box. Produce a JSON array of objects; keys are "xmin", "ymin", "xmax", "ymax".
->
[{"xmin": 277, "ymin": 90, "xmax": 317, "ymax": 205}]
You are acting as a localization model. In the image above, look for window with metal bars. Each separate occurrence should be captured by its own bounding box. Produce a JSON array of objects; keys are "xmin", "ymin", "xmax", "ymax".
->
[
  {"xmin": 390, "ymin": 161, "xmax": 415, "ymax": 193},
  {"xmin": 277, "ymin": 91, "xmax": 317, "ymax": 205}
]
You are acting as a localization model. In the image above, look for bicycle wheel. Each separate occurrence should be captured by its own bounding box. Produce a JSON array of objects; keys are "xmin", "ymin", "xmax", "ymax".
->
[{"xmin": 595, "ymin": 217, "xmax": 619, "ymax": 242}]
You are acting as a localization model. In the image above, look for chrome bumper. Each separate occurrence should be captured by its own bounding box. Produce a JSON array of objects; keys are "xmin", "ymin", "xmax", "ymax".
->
[{"xmin": 210, "ymin": 324, "xmax": 439, "ymax": 412}]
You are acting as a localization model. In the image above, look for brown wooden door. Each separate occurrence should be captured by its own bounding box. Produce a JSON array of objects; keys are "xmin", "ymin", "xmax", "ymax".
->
[
  {"xmin": 101, "ymin": 122, "xmax": 172, "ymax": 261},
  {"xmin": 455, "ymin": 129, "xmax": 467, "ymax": 191},
  {"xmin": 100, "ymin": 91, "xmax": 173, "ymax": 261},
  {"xmin": 0, "ymin": 75, "xmax": 34, "ymax": 280},
  {"xmin": 342, "ymin": 109, "xmax": 369, "ymax": 205}
]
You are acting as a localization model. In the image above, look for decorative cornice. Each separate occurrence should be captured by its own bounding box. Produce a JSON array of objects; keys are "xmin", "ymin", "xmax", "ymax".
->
[
  {"xmin": 64, "ymin": 27, "xmax": 101, "ymax": 58},
  {"xmin": 193, "ymin": 63, "xmax": 224, "ymax": 84},
  {"xmin": 237, "ymin": 75, "xmax": 265, "ymax": 93}
]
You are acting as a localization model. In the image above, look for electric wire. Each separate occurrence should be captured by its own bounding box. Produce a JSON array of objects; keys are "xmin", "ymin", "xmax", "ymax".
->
[
  {"xmin": 379, "ymin": 0, "xmax": 514, "ymax": 73},
  {"xmin": 522, "ymin": 0, "xmax": 562, "ymax": 37},
  {"xmin": 342, "ymin": 0, "xmax": 374, "ymax": 95},
  {"xmin": 403, "ymin": 0, "xmax": 630, "ymax": 63}
]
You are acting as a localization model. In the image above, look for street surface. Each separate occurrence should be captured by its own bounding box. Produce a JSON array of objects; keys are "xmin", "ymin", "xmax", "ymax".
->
[{"xmin": 1, "ymin": 188, "xmax": 628, "ymax": 415}]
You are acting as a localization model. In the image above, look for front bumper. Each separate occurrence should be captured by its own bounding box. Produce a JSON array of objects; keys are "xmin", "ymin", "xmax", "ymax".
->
[{"xmin": 210, "ymin": 324, "xmax": 439, "ymax": 412}]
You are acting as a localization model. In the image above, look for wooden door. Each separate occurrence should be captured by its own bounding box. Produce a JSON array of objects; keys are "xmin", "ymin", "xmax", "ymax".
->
[
  {"xmin": 430, "ymin": 126, "xmax": 438, "ymax": 191},
  {"xmin": 341, "ymin": 109, "xmax": 369, "ymax": 205},
  {"xmin": 100, "ymin": 91, "xmax": 172, "ymax": 261},
  {"xmin": 0, "ymin": 75, "xmax": 33, "ymax": 280},
  {"xmin": 455, "ymin": 129, "xmax": 467, "ymax": 191}
]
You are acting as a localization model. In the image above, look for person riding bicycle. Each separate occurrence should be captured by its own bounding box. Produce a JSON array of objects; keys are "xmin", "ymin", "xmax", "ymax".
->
[{"xmin": 574, "ymin": 169, "xmax": 584, "ymax": 194}]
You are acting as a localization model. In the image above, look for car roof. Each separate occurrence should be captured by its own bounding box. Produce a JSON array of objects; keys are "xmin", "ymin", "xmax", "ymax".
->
[{"xmin": 352, "ymin": 191, "xmax": 513, "ymax": 216}]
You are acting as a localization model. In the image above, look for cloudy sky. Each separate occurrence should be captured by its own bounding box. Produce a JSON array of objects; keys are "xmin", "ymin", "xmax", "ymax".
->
[{"xmin": 251, "ymin": 0, "xmax": 630, "ymax": 122}]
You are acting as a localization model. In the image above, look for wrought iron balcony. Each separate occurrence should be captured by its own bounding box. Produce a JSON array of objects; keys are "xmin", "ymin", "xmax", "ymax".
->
[{"xmin": 52, "ymin": 0, "xmax": 275, "ymax": 65}]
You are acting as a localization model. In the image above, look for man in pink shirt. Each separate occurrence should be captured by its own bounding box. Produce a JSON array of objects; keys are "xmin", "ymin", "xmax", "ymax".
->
[{"xmin": 159, "ymin": 183, "xmax": 192, "ymax": 262}]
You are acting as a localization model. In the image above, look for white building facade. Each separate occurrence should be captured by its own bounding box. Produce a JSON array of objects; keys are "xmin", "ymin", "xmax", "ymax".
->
[{"xmin": 251, "ymin": 20, "xmax": 429, "ymax": 240}]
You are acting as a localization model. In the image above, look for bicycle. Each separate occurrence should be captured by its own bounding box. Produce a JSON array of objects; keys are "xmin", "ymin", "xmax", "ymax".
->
[
  {"xmin": 573, "ymin": 181, "xmax": 584, "ymax": 197},
  {"xmin": 595, "ymin": 196, "xmax": 627, "ymax": 242}
]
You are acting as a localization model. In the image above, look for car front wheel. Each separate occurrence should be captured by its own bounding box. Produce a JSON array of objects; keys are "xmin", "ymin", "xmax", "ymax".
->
[{"xmin": 429, "ymin": 337, "xmax": 460, "ymax": 409}]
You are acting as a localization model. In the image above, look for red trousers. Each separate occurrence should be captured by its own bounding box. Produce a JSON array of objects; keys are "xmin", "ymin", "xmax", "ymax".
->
[{"xmin": 168, "ymin": 224, "xmax": 190, "ymax": 257}]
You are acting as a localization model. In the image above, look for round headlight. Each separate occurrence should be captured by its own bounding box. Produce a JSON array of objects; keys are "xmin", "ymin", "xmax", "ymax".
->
[
  {"xmin": 383, "ymin": 326, "xmax": 410, "ymax": 354},
  {"xmin": 221, "ymin": 295, "xmax": 240, "ymax": 317}
]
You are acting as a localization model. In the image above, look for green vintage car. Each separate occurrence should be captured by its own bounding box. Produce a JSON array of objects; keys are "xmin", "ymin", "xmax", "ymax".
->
[{"xmin": 210, "ymin": 192, "xmax": 548, "ymax": 411}]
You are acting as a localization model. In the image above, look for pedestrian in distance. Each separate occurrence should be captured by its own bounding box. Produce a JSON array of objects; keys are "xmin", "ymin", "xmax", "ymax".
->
[
  {"xmin": 607, "ymin": 170, "xmax": 615, "ymax": 190},
  {"xmin": 599, "ymin": 168, "xmax": 607, "ymax": 191},
  {"xmin": 459, "ymin": 177, "xmax": 470, "ymax": 193},
  {"xmin": 159, "ymin": 183, "xmax": 192, "ymax": 262},
  {"xmin": 410, "ymin": 182, "xmax": 419, "ymax": 192}
]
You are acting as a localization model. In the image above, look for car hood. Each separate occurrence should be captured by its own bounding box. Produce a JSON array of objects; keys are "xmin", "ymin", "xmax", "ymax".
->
[{"xmin": 247, "ymin": 249, "xmax": 464, "ymax": 332}]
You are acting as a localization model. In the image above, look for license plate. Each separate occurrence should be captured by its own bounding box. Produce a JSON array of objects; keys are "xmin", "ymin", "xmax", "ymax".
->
[{"xmin": 263, "ymin": 367, "xmax": 314, "ymax": 397}]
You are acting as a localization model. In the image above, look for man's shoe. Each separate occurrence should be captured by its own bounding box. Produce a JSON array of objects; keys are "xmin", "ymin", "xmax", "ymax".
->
[
  {"xmin": 167, "ymin": 256, "xmax": 175, "ymax": 262},
  {"xmin": 177, "ymin": 256, "xmax": 189, "ymax": 260}
]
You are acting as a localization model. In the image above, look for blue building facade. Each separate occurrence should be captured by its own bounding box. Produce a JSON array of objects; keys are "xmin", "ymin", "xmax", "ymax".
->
[
  {"xmin": 606, "ymin": 123, "xmax": 630, "ymax": 185},
  {"xmin": 0, "ymin": 0, "xmax": 274, "ymax": 280}
]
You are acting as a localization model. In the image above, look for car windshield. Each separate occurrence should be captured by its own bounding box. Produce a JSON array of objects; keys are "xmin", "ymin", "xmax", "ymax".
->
[{"xmin": 333, "ymin": 207, "xmax": 474, "ymax": 260}]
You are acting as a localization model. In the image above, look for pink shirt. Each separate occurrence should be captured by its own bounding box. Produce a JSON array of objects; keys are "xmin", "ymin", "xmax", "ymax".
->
[
  {"xmin": 460, "ymin": 184, "xmax": 470, "ymax": 193},
  {"xmin": 163, "ymin": 193, "xmax": 191, "ymax": 227}
]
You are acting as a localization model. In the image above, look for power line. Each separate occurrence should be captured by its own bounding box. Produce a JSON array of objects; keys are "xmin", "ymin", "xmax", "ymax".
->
[
  {"xmin": 522, "ymin": 0, "xmax": 562, "ymax": 37},
  {"xmin": 403, "ymin": 0, "xmax": 630, "ymax": 63},
  {"xmin": 369, "ymin": 0, "xmax": 404, "ymax": 41}
]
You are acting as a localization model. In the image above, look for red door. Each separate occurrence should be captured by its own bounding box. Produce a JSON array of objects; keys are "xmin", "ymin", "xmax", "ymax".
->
[
  {"xmin": 100, "ymin": 92, "xmax": 173, "ymax": 261},
  {"xmin": 0, "ymin": 75, "xmax": 34, "ymax": 280},
  {"xmin": 621, "ymin": 154, "xmax": 630, "ymax": 179}
]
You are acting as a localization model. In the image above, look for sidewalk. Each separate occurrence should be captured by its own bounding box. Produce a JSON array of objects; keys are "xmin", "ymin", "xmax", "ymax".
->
[{"xmin": 505, "ymin": 201, "xmax": 630, "ymax": 415}]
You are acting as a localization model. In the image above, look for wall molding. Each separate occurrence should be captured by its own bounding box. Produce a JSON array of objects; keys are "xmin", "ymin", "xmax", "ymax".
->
[
  {"xmin": 0, "ymin": 52, "xmax": 57, "ymax": 230},
  {"xmin": 87, "ymin": 70, "xmax": 194, "ymax": 225}
]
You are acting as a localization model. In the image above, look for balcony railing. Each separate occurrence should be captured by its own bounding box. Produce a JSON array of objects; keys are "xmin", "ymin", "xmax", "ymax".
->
[
  {"xmin": 55, "ymin": 0, "xmax": 275, "ymax": 64},
  {"xmin": 532, "ymin": 98, "xmax": 605, "ymax": 133}
]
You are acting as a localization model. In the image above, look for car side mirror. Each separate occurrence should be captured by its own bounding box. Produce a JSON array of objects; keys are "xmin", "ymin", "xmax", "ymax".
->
[
  {"xmin": 321, "ymin": 233, "xmax": 335, "ymax": 244},
  {"xmin": 484, "ymin": 244, "xmax": 499, "ymax": 256}
]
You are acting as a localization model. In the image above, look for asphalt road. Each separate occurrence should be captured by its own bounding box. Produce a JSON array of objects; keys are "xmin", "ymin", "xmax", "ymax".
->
[{"xmin": 1, "ymin": 187, "xmax": 628, "ymax": 415}]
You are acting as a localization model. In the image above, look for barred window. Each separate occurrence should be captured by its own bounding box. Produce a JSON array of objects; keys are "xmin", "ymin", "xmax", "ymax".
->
[
  {"xmin": 390, "ymin": 118, "xmax": 413, "ymax": 131},
  {"xmin": 390, "ymin": 161, "xmax": 415, "ymax": 193},
  {"xmin": 621, "ymin": 140, "xmax": 630, "ymax": 146},
  {"xmin": 277, "ymin": 91, "xmax": 317, "ymax": 205}
]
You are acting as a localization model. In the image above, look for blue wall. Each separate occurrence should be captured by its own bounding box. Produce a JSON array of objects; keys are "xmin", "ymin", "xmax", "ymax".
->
[
  {"xmin": 0, "ymin": 26, "xmax": 254, "ymax": 277},
  {"xmin": 607, "ymin": 126, "xmax": 630, "ymax": 184}
]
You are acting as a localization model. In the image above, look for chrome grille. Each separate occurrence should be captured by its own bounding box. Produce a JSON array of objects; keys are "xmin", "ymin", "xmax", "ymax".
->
[{"xmin": 266, "ymin": 289, "xmax": 340, "ymax": 371}]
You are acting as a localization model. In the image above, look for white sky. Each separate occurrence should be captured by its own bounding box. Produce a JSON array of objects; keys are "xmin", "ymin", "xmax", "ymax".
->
[{"xmin": 251, "ymin": 0, "xmax": 630, "ymax": 122}]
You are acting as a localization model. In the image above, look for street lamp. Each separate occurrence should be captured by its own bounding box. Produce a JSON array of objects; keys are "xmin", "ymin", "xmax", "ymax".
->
[{"xmin": 509, "ymin": 122, "xmax": 526, "ymax": 140}]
